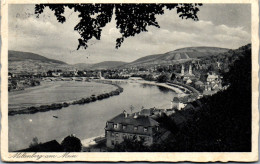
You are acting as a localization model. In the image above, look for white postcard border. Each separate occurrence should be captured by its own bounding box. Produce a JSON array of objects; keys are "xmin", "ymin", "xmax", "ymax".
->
[{"xmin": 1, "ymin": 0, "xmax": 259, "ymax": 162}]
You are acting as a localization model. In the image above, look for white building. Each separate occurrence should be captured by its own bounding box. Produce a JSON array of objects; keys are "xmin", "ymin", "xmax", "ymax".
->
[{"xmin": 171, "ymin": 97, "xmax": 186, "ymax": 110}]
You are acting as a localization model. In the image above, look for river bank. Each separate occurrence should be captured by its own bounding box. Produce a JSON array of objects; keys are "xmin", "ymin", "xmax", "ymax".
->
[
  {"xmin": 99, "ymin": 79, "xmax": 188, "ymax": 96},
  {"xmin": 136, "ymin": 80, "xmax": 188, "ymax": 96},
  {"xmin": 8, "ymin": 81, "xmax": 123, "ymax": 116},
  {"xmin": 8, "ymin": 79, "xmax": 189, "ymax": 116}
]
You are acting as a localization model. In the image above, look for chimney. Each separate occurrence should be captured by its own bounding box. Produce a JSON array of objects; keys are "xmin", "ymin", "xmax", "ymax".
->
[
  {"xmin": 133, "ymin": 112, "xmax": 138, "ymax": 119},
  {"xmin": 123, "ymin": 110, "xmax": 127, "ymax": 118},
  {"xmin": 159, "ymin": 110, "xmax": 162, "ymax": 116}
]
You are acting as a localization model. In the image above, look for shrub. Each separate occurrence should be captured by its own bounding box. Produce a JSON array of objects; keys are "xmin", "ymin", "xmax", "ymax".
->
[{"xmin": 61, "ymin": 135, "xmax": 82, "ymax": 152}]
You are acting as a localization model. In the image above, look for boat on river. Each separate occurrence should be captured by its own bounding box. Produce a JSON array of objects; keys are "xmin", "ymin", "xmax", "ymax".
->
[
  {"xmin": 75, "ymin": 78, "xmax": 83, "ymax": 81},
  {"xmin": 62, "ymin": 78, "xmax": 73, "ymax": 81}
]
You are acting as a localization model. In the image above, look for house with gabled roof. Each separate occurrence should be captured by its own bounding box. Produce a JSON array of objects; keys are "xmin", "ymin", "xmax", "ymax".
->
[
  {"xmin": 105, "ymin": 110, "xmax": 160, "ymax": 148},
  {"xmin": 171, "ymin": 97, "xmax": 186, "ymax": 110},
  {"xmin": 139, "ymin": 109, "xmax": 152, "ymax": 116}
]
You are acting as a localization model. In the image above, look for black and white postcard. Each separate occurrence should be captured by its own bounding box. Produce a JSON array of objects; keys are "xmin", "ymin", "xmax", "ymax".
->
[{"xmin": 1, "ymin": 0, "xmax": 259, "ymax": 162}]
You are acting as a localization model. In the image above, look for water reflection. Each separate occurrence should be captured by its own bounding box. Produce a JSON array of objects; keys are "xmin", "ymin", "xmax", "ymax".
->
[
  {"xmin": 157, "ymin": 86, "xmax": 170, "ymax": 93},
  {"xmin": 141, "ymin": 83, "xmax": 170, "ymax": 93}
]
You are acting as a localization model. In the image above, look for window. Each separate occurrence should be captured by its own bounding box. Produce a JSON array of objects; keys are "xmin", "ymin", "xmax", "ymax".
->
[
  {"xmin": 134, "ymin": 126, "xmax": 138, "ymax": 131},
  {"xmin": 122, "ymin": 125, "xmax": 126, "ymax": 130},
  {"xmin": 111, "ymin": 140, "xmax": 114, "ymax": 145},
  {"xmin": 144, "ymin": 127, "xmax": 148, "ymax": 132},
  {"xmin": 113, "ymin": 124, "xmax": 118, "ymax": 129}
]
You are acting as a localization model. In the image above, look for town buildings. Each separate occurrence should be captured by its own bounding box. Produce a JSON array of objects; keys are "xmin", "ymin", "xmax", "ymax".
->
[
  {"xmin": 174, "ymin": 64, "xmax": 196, "ymax": 84},
  {"xmin": 171, "ymin": 97, "xmax": 187, "ymax": 110},
  {"xmin": 204, "ymin": 72, "xmax": 223, "ymax": 93}
]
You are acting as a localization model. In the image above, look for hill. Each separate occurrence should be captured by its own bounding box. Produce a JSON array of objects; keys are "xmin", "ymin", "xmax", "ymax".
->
[
  {"xmin": 126, "ymin": 47, "xmax": 230, "ymax": 67},
  {"xmin": 73, "ymin": 63, "xmax": 93, "ymax": 70},
  {"xmin": 8, "ymin": 50, "xmax": 73, "ymax": 73},
  {"xmin": 9, "ymin": 50, "xmax": 67, "ymax": 64},
  {"xmin": 86, "ymin": 61, "xmax": 127, "ymax": 70}
]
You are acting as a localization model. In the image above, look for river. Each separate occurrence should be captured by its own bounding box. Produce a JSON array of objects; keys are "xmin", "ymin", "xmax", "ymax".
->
[{"xmin": 8, "ymin": 80, "xmax": 179, "ymax": 151}]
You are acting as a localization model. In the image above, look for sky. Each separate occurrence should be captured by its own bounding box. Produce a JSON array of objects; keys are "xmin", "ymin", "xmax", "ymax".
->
[{"xmin": 8, "ymin": 4, "xmax": 251, "ymax": 64}]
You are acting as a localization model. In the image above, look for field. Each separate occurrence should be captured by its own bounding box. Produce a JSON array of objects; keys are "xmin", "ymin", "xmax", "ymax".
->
[{"xmin": 8, "ymin": 81, "xmax": 117, "ymax": 111}]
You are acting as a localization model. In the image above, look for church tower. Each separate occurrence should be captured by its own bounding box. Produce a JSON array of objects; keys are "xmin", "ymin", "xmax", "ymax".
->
[
  {"xmin": 216, "ymin": 61, "xmax": 221, "ymax": 69},
  {"xmin": 189, "ymin": 65, "xmax": 192, "ymax": 75},
  {"xmin": 181, "ymin": 64, "xmax": 185, "ymax": 76}
]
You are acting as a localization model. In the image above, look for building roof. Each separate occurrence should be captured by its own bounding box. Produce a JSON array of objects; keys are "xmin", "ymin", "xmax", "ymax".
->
[
  {"xmin": 108, "ymin": 113, "xmax": 159, "ymax": 127},
  {"xmin": 140, "ymin": 109, "xmax": 152, "ymax": 116},
  {"xmin": 183, "ymin": 103, "xmax": 195, "ymax": 110},
  {"xmin": 207, "ymin": 74, "xmax": 218, "ymax": 79},
  {"xmin": 172, "ymin": 97, "xmax": 180, "ymax": 103},
  {"xmin": 195, "ymin": 81, "xmax": 204, "ymax": 85},
  {"xmin": 183, "ymin": 100, "xmax": 202, "ymax": 110}
]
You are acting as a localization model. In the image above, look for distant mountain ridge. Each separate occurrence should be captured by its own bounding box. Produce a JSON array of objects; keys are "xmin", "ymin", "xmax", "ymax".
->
[
  {"xmin": 9, "ymin": 50, "xmax": 67, "ymax": 64},
  {"xmin": 125, "ymin": 47, "xmax": 230, "ymax": 67},
  {"xmin": 74, "ymin": 47, "xmax": 230, "ymax": 70},
  {"xmin": 90, "ymin": 61, "xmax": 127, "ymax": 70},
  {"xmin": 8, "ymin": 50, "xmax": 73, "ymax": 73},
  {"xmin": 74, "ymin": 61, "xmax": 127, "ymax": 70},
  {"xmin": 73, "ymin": 63, "xmax": 93, "ymax": 70},
  {"xmin": 8, "ymin": 46, "xmax": 230, "ymax": 73}
]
